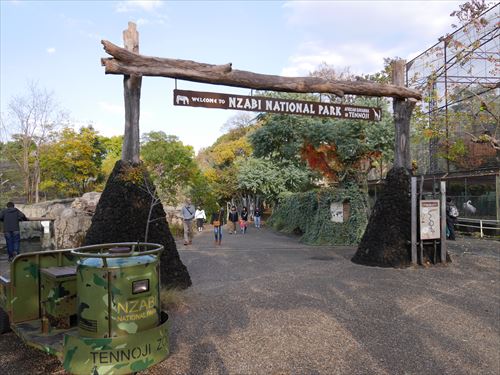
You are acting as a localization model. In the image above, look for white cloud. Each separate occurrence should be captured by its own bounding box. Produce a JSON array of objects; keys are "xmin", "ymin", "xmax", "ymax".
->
[
  {"xmin": 281, "ymin": 1, "xmax": 463, "ymax": 76},
  {"xmin": 136, "ymin": 18, "xmax": 149, "ymax": 26},
  {"xmin": 99, "ymin": 101, "xmax": 124, "ymax": 116},
  {"xmin": 46, "ymin": 47, "xmax": 56, "ymax": 54},
  {"xmin": 115, "ymin": 0, "xmax": 163, "ymax": 13}
]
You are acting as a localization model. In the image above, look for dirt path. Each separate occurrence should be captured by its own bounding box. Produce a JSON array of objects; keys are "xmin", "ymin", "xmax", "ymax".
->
[{"xmin": 0, "ymin": 228, "xmax": 499, "ymax": 374}]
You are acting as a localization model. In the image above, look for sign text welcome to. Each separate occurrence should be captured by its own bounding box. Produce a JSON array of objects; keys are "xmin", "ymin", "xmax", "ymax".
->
[{"xmin": 174, "ymin": 89, "xmax": 382, "ymax": 121}]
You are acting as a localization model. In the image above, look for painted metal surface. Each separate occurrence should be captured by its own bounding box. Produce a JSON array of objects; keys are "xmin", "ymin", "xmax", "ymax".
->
[
  {"xmin": 77, "ymin": 255, "xmax": 160, "ymax": 338},
  {"xmin": 63, "ymin": 312, "xmax": 169, "ymax": 374},
  {"xmin": 0, "ymin": 243, "xmax": 169, "ymax": 374}
]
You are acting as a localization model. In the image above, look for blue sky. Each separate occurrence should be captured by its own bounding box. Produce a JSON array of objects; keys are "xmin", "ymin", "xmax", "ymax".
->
[{"xmin": 1, "ymin": 0, "xmax": 464, "ymax": 152}]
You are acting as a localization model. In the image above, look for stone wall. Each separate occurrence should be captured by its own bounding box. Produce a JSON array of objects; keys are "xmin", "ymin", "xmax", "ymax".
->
[
  {"xmin": 1, "ymin": 192, "xmax": 185, "ymax": 250},
  {"xmin": 11, "ymin": 192, "xmax": 101, "ymax": 249}
]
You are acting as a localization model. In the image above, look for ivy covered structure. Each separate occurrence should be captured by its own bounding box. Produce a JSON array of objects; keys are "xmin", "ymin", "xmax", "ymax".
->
[{"xmin": 268, "ymin": 183, "xmax": 368, "ymax": 246}]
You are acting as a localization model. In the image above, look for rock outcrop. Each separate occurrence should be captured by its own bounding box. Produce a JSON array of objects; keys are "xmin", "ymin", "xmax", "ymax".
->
[{"xmin": 12, "ymin": 193, "xmax": 102, "ymax": 249}]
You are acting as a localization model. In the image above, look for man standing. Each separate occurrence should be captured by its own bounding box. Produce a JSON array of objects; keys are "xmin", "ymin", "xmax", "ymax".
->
[
  {"xmin": 0, "ymin": 202, "xmax": 28, "ymax": 261},
  {"xmin": 181, "ymin": 199, "xmax": 195, "ymax": 245},
  {"xmin": 228, "ymin": 206, "xmax": 239, "ymax": 234}
]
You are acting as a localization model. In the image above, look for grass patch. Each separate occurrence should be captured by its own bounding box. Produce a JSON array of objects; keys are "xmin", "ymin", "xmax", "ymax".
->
[
  {"xmin": 168, "ymin": 222, "xmax": 184, "ymax": 240},
  {"xmin": 160, "ymin": 288, "xmax": 187, "ymax": 311}
]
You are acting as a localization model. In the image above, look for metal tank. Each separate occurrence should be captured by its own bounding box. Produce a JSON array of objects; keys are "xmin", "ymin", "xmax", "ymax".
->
[{"xmin": 63, "ymin": 242, "xmax": 170, "ymax": 374}]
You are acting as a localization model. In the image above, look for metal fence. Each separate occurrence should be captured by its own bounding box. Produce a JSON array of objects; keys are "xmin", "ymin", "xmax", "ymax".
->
[{"xmin": 456, "ymin": 217, "xmax": 500, "ymax": 238}]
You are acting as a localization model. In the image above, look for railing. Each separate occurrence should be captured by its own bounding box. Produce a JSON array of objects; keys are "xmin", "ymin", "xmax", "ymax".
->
[{"xmin": 456, "ymin": 218, "xmax": 500, "ymax": 238}]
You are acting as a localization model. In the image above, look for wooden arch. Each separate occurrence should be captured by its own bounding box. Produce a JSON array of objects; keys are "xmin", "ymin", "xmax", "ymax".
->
[{"xmin": 101, "ymin": 22, "xmax": 420, "ymax": 168}]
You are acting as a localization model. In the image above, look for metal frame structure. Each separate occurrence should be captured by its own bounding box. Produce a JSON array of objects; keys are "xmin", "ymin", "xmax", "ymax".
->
[{"xmin": 406, "ymin": 4, "xmax": 499, "ymax": 174}]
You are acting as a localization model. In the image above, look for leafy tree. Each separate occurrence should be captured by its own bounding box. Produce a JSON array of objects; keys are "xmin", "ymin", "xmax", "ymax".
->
[
  {"xmin": 2, "ymin": 82, "xmax": 67, "ymax": 202},
  {"xmin": 141, "ymin": 131, "xmax": 200, "ymax": 206},
  {"xmin": 237, "ymin": 157, "xmax": 311, "ymax": 203},
  {"xmin": 40, "ymin": 126, "xmax": 105, "ymax": 197},
  {"xmin": 197, "ymin": 124, "xmax": 256, "ymax": 203},
  {"xmin": 99, "ymin": 135, "xmax": 123, "ymax": 178}
]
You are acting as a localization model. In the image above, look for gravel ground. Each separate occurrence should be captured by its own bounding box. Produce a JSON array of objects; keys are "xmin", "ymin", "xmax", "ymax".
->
[{"xmin": 0, "ymin": 228, "xmax": 498, "ymax": 375}]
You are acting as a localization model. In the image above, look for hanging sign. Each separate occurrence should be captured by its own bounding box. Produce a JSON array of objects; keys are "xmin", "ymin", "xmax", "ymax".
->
[
  {"xmin": 173, "ymin": 89, "xmax": 382, "ymax": 121},
  {"xmin": 419, "ymin": 200, "xmax": 441, "ymax": 240}
]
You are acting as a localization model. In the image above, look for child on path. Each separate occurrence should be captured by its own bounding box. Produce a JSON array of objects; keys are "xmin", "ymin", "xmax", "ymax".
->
[
  {"xmin": 195, "ymin": 206, "xmax": 206, "ymax": 232},
  {"xmin": 254, "ymin": 207, "xmax": 261, "ymax": 228}
]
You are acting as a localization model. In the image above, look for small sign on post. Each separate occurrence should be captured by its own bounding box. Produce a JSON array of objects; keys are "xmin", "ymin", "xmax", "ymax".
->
[
  {"xmin": 419, "ymin": 200, "xmax": 441, "ymax": 240},
  {"xmin": 173, "ymin": 89, "xmax": 382, "ymax": 121}
]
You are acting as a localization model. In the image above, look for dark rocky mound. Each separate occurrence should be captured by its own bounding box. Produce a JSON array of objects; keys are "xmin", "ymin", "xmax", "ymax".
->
[
  {"xmin": 352, "ymin": 167, "xmax": 412, "ymax": 267},
  {"xmin": 84, "ymin": 160, "xmax": 191, "ymax": 289}
]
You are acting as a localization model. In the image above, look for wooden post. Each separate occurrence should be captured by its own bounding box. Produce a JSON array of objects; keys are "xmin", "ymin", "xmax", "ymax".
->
[
  {"xmin": 440, "ymin": 181, "xmax": 447, "ymax": 263},
  {"xmin": 411, "ymin": 177, "xmax": 417, "ymax": 265},
  {"xmin": 391, "ymin": 60, "xmax": 415, "ymax": 170},
  {"xmin": 121, "ymin": 22, "xmax": 142, "ymax": 164}
]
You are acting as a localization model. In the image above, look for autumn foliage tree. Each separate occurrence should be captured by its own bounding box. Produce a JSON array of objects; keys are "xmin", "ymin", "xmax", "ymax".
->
[{"xmin": 40, "ymin": 126, "xmax": 105, "ymax": 197}]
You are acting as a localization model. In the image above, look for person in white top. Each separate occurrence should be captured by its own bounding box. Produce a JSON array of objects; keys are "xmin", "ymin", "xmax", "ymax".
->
[{"xmin": 195, "ymin": 206, "xmax": 207, "ymax": 232}]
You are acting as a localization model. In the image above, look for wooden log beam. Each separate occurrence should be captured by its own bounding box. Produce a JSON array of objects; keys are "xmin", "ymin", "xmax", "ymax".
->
[{"xmin": 101, "ymin": 40, "xmax": 422, "ymax": 100}]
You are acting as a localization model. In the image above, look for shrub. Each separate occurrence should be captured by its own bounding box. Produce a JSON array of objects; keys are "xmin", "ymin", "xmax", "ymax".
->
[{"xmin": 268, "ymin": 184, "xmax": 368, "ymax": 245}]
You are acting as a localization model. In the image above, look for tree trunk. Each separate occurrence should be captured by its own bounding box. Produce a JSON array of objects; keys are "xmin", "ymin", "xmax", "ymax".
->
[
  {"xmin": 391, "ymin": 60, "xmax": 415, "ymax": 170},
  {"xmin": 121, "ymin": 22, "xmax": 142, "ymax": 164}
]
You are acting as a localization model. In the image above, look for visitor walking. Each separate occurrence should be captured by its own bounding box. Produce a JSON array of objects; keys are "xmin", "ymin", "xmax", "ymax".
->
[
  {"xmin": 445, "ymin": 197, "xmax": 459, "ymax": 240},
  {"xmin": 240, "ymin": 206, "xmax": 248, "ymax": 234},
  {"xmin": 254, "ymin": 207, "xmax": 261, "ymax": 228},
  {"xmin": 181, "ymin": 199, "xmax": 195, "ymax": 245},
  {"xmin": 228, "ymin": 206, "xmax": 239, "ymax": 234},
  {"xmin": 195, "ymin": 206, "xmax": 206, "ymax": 232},
  {"xmin": 211, "ymin": 206, "xmax": 225, "ymax": 245},
  {"xmin": 0, "ymin": 202, "xmax": 28, "ymax": 262}
]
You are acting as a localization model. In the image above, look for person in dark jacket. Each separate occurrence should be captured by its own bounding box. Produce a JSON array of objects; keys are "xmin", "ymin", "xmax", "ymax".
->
[
  {"xmin": 228, "ymin": 206, "xmax": 238, "ymax": 234},
  {"xmin": 240, "ymin": 206, "xmax": 248, "ymax": 234},
  {"xmin": 254, "ymin": 207, "xmax": 261, "ymax": 228},
  {"xmin": 0, "ymin": 202, "xmax": 28, "ymax": 261},
  {"xmin": 211, "ymin": 206, "xmax": 225, "ymax": 245},
  {"xmin": 445, "ymin": 197, "xmax": 459, "ymax": 240}
]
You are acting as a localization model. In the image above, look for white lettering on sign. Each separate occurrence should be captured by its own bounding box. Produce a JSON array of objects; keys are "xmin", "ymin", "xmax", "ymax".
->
[
  {"xmin": 192, "ymin": 97, "xmax": 218, "ymax": 104},
  {"xmin": 229, "ymin": 97, "xmax": 261, "ymax": 110},
  {"xmin": 173, "ymin": 89, "xmax": 380, "ymax": 121}
]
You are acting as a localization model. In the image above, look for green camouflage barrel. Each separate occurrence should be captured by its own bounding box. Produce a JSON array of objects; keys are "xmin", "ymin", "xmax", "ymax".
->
[
  {"xmin": 77, "ymin": 255, "xmax": 160, "ymax": 338},
  {"xmin": 63, "ymin": 311, "xmax": 169, "ymax": 374}
]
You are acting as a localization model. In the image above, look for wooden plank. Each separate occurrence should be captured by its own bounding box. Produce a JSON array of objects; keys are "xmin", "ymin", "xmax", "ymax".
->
[{"xmin": 440, "ymin": 181, "xmax": 447, "ymax": 263}]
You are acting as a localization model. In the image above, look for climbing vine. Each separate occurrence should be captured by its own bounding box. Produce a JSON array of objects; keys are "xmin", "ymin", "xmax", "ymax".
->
[{"xmin": 268, "ymin": 184, "xmax": 368, "ymax": 245}]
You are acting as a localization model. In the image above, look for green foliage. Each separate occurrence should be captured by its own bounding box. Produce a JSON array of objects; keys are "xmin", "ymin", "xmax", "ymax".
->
[
  {"xmin": 268, "ymin": 184, "xmax": 368, "ymax": 245},
  {"xmin": 236, "ymin": 157, "xmax": 311, "ymax": 202},
  {"xmin": 40, "ymin": 126, "xmax": 105, "ymax": 197},
  {"xmin": 249, "ymin": 115, "xmax": 306, "ymax": 163},
  {"xmin": 99, "ymin": 135, "xmax": 123, "ymax": 179},
  {"xmin": 197, "ymin": 125, "xmax": 256, "ymax": 202},
  {"xmin": 141, "ymin": 131, "xmax": 208, "ymax": 206}
]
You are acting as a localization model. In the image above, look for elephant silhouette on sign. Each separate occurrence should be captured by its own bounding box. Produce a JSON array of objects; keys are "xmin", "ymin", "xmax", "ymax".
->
[{"xmin": 176, "ymin": 95, "xmax": 189, "ymax": 105}]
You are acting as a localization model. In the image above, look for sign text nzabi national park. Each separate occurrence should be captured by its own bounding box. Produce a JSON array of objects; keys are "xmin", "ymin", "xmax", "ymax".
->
[{"xmin": 174, "ymin": 89, "xmax": 382, "ymax": 121}]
